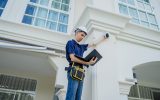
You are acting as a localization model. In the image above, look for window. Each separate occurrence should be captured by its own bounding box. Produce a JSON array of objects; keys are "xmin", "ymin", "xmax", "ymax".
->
[
  {"xmin": 0, "ymin": 74, "xmax": 37, "ymax": 100},
  {"xmin": 137, "ymin": 0, "xmax": 152, "ymax": 12},
  {"xmin": 22, "ymin": 0, "xmax": 70, "ymax": 33},
  {"xmin": 118, "ymin": 0, "xmax": 159, "ymax": 30},
  {"xmin": 129, "ymin": 84, "xmax": 160, "ymax": 100},
  {"xmin": 0, "ymin": 0, "xmax": 8, "ymax": 16}
]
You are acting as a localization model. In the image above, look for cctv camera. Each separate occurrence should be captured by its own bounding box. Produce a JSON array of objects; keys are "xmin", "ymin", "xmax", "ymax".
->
[{"xmin": 105, "ymin": 33, "xmax": 109, "ymax": 38}]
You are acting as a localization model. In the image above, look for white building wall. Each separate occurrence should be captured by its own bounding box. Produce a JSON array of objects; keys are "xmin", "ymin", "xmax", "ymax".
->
[
  {"xmin": 1, "ymin": 0, "xmax": 160, "ymax": 100},
  {"xmin": 73, "ymin": 0, "xmax": 87, "ymax": 25},
  {"xmin": 73, "ymin": 0, "xmax": 160, "ymax": 98},
  {"xmin": 82, "ymin": 66, "xmax": 93, "ymax": 100},
  {"xmin": 94, "ymin": 31, "xmax": 120, "ymax": 100},
  {"xmin": 50, "ymin": 57, "xmax": 68, "ymax": 89},
  {"xmin": 117, "ymin": 40, "xmax": 160, "ymax": 81},
  {"xmin": 2, "ymin": 0, "xmax": 28, "ymax": 23},
  {"xmin": 92, "ymin": 0, "xmax": 116, "ymax": 12}
]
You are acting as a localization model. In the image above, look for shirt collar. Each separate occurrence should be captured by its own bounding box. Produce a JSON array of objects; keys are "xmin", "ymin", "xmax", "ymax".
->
[{"xmin": 72, "ymin": 39, "xmax": 79, "ymax": 45}]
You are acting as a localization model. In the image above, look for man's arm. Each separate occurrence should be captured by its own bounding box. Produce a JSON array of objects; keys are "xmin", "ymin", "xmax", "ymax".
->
[
  {"xmin": 70, "ymin": 54, "xmax": 97, "ymax": 65},
  {"xmin": 88, "ymin": 33, "xmax": 109, "ymax": 48}
]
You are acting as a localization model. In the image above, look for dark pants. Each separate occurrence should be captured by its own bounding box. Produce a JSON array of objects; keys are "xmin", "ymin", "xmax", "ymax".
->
[{"xmin": 65, "ymin": 72, "xmax": 84, "ymax": 100}]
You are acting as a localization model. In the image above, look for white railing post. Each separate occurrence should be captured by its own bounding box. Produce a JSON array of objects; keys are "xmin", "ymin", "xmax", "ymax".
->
[{"xmin": 56, "ymin": 89, "xmax": 66, "ymax": 100}]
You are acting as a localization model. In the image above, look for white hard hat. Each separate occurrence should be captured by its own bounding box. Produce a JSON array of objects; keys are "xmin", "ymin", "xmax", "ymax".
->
[{"xmin": 75, "ymin": 26, "xmax": 87, "ymax": 35}]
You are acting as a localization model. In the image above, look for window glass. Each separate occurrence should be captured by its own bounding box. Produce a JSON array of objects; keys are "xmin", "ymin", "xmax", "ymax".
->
[
  {"xmin": 59, "ymin": 13, "xmax": 68, "ymax": 24},
  {"xmin": 0, "ymin": 74, "xmax": 36, "ymax": 100},
  {"xmin": 61, "ymin": 4, "xmax": 69, "ymax": 11},
  {"xmin": 144, "ymin": 3, "xmax": 152, "ymax": 12},
  {"xmin": 119, "ymin": 0, "xmax": 126, "ymax": 3},
  {"xmin": 40, "ymin": 0, "xmax": 49, "ymax": 6},
  {"xmin": 30, "ymin": 0, "xmax": 39, "ymax": 3},
  {"xmin": 55, "ymin": 0, "xmax": 61, "ymax": 2},
  {"xmin": 148, "ymin": 14, "xmax": 157, "ymax": 24},
  {"xmin": 37, "ymin": 7, "xmax": 48, "ymax": 18},
  {"xmin": 22, "ymin": 0, "xmax": 70, "ymax": 33},
  {"xmin": 118, "ymin": 0, "xmax": 159, "ymax": 30},
  {"xmin": 48, "ymin": 10, "xmax": 58, "ymax": 21},
  {"xmin": 51, "ymin": 1, "xmax": 60, "ymax": 9},
  {"xmin": 144, "ymin": 0, "xmax": 149, "ymax": 3},
  {"xmin": 22, "ymin": 15, "xmax": 34, "ymax": 24},
  {"xmin": 119, "ymin": 4, "xmax": 128, "ymax": 15},
  {"xmin": 0, "ymin": 0, "xmax": 8, "ymax": 16},
  {"xmin": 0, "ymin": 9, "xmax": 3, "ymax": 16},
  {"xmin": 58, "ymin": 23, "xmax": 67, "ymax": 32},
  {"xmin": 46, "ymin": 21, "xmax": 57, "ymax": 30},
  {"xmin": 139, "ymin": 11, "xmax": 147, "ymax": 21},
  {"xmin": 137, "ymin": 0, "xmax": 143, "ymax": 2},
  {"xmin": 62, "ymin": 0, "xmax": 70, "ymax": 4},
  {"xmin": 137, "ymin": 1, "xmax": 145, "ymax": 9},
  {"xmin": 0, "ymin": 0, "xmax": 8, "ymax": 8},
  {"xmin": 127, "ymin": 0, "xmax": 135, "ymax": 5},
  {"xmin": 34, "ymin": 18, "xmax": 46, "ymax": 27},
  {"xmin": 129, "ymin": 7, "xmax": 138, "ymax": 18},
  {"xmin": 25, "ymin": 5, "xmax": 37, "ymax": 15}
]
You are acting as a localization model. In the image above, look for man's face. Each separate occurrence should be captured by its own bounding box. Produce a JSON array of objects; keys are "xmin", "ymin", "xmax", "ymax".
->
[{"xmin": 75, "ymin": 32, "xmax": 86, "ymax": 42}]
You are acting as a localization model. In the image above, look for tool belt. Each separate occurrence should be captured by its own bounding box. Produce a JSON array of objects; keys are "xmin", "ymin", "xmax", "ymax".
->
[{"xmin": 70, "ymin": 62, "xmax": 85, "ymax": 81}]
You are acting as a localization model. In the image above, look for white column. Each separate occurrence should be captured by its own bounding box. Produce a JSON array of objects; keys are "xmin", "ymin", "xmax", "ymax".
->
[
  {"xmin": 89, "ymin": 29, "xmax": 120, "ymax": 100},
  {"xmin": 56, "ymin": 89, "xmax": 66, "ymax": 100}
]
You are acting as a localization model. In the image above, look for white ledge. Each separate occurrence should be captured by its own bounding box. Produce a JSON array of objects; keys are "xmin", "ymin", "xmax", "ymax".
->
[
  {"xmin": 75, "ymin": 5, "xmax": 131, "ymax": 34},
  {"xmin": 0, "ymin": 18, "xmax": 71, "ymax": 51},
  {"xmin": 119, "ymin": 81, "xmax": 135, "ymax": 95},
  {"xmin": 74, "ymin": 5, "xmax": 160, "ymax": 50}
]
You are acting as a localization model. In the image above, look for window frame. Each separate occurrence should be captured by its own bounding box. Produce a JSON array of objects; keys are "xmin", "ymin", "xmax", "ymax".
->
[
  {"xmin": 118, "ymin": 0, "xmax": 159, "ymax": 30},
  {"xmin": 22, "ymin": 0, "xmax": 72, "ymax": 33},
  {"xmin": 0, "ymin": 74, "xmax": 37, "ymax": 100},
  {"xmin": 0, "ymin": 0, "xmax": 8, "ymax": 16}
]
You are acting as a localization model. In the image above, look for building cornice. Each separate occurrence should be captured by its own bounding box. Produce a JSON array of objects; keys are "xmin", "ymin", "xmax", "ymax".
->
[
  {"xmin": 117, "ymin": 23, "xmax": 160, "ymax": 50},
  {"xmin": 0, "ymin": 19, "xmax": 72, "ymax": 52},
  {"xmin": 75, "ymin": 5, "xmax": 160, "ymax": 50},
  {"xmin": 76, "ymin": 5, "xmax": 131, "ymax": 34},
  {"xmin": 117, "ymin": 30, "xmax": 160, "ymax": 50},
  {"xmin": 0, "ymin": 41, "xmax": 66, "ymax": 58}
]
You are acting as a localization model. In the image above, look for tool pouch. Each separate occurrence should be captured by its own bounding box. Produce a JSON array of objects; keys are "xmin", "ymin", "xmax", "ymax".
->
[{"xmin": 70, "ymin": 63, "xmax": 85, "ymax": 81}]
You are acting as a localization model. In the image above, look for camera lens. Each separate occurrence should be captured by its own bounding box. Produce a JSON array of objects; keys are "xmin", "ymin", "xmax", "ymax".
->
[{"xmin": 106, "ymin": 33, "xmax": 109, "ymax": 38}]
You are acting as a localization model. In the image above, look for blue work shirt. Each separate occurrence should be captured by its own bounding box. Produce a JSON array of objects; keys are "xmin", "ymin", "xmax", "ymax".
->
[{"xmin": 66, "ymin": 39, "xmax": 88, "ymax": 64}]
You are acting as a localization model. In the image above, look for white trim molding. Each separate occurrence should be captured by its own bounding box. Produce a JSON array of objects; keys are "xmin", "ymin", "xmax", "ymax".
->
[
  {"xmin": 75, "ymin": 5, "xmax": 160, "ymax": 50},
  {"xmin": 0, "ymin": 19, "xmax": 72, "ymax": 51},
  {"xmin": 75, "ymin": 5, "xmax": 131, "ymax": 35},
  {"xmin": 117, "ymin": 31, "xmax": 160, "ymax": 50},
  {"xmin": 119, "ymin": 81, "xmax": 135, "ymax": 95}
]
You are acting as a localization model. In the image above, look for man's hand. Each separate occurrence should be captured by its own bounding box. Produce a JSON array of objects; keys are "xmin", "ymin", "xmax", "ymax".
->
[
  {"xmin": 70, "ymin": 54, "xmax": 96, "ymax": 65},
  {"xmin": 87, "ymin": 57, "xmax": 97, "ymax": 65},
  {"xmin": 89, "ymin": 33, "xmax": 109, "ymax": 48}
]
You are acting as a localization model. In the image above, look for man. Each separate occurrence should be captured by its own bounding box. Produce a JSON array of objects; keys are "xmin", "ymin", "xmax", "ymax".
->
[{"xmin": 65, "ymin": 27, "xmax": 109, "ymax": 100}]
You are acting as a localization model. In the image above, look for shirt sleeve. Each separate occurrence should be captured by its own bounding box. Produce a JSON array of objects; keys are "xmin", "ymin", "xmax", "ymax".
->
[
  {"xmin": 81, "ymin": 44, "xmax": 88, "ymax": 52},
  {"xmin": 66, "ymin": 41, "xmax": 75, "ymax": 55}
]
